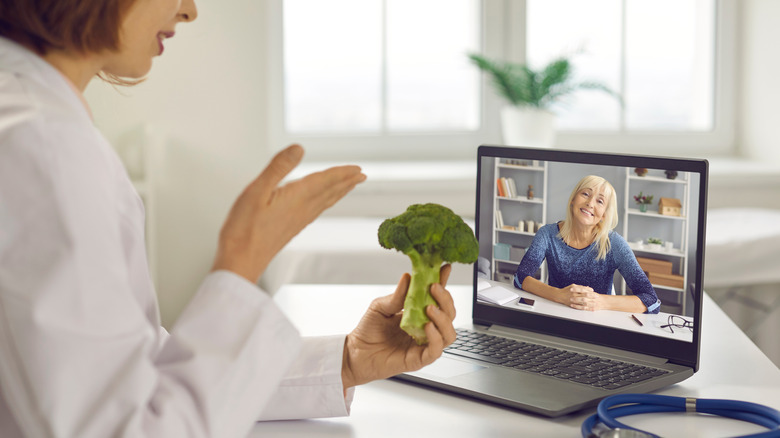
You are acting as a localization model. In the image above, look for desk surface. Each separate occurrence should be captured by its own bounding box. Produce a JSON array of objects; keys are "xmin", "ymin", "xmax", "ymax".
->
[
  {"xmin": 477, "ymin": 279, "xmax": 693, "ymax": 342},
  {"xmin": 250, "ymin": 284, "xmax": 780, "ymax": 438}
]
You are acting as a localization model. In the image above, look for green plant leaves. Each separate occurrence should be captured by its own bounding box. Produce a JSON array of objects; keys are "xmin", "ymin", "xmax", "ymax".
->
[{"xmin": 468, "ymin": 53, "xmax": 621, "ymax": 111}]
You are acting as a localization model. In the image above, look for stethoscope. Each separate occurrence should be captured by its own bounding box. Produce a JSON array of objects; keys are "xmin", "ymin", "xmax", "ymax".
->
[{"xmin": 582, "ymin": 394, "xmax": 780, "ymax": 438}]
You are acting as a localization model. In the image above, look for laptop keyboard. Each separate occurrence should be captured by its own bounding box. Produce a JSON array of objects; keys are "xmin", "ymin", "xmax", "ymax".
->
[{"xmin": 445, "ymin": 328, "xmax": 669, "ymax": 390}]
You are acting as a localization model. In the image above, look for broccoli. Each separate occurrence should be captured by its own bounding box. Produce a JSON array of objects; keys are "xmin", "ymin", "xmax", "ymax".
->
[{"xmin": 378, "ymin": 203, "xmax": 479, "ymax": 344}]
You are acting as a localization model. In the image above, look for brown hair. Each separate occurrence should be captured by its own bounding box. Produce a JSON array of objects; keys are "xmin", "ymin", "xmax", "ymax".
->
[{"xmin": 0, "ymin": 0, "xmax": 135, "ymax": 55}]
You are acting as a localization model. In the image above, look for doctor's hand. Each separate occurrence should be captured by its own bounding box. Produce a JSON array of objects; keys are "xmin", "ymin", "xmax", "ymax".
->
[
  {"xmin": 341, "ymin": 264, "xmax": 457, "ymax": 390},
  {"xmin": 212, "ymin": 144, "xmax": 366, "ymax": 284}
]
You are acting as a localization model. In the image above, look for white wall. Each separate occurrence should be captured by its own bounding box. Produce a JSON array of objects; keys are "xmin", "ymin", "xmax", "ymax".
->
[
  {"xmin": 85, "ymin": 0, "xmax": 780, "ymax": 327},
  {"xmin": 738, "ymin": 0, "xmax": 780, "ymax": 162},
  {"xmin": 85, "ymin": 0, "xmax": 276, "ymax": 326},
  {"xmin": 706, "ymin": 0, "xmax": 780, "ymax": 211}
]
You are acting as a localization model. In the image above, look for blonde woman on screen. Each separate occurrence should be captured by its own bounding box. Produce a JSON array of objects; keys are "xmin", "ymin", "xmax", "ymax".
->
[{"xmin": 514, "ymin": 175, "xmax": 661, "ymax": 314}]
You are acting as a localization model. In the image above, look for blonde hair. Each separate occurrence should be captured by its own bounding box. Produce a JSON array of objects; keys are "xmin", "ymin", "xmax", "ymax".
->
[{"xmin": 559, "ymin": 175, "xmax": 619, "ymax": 260}]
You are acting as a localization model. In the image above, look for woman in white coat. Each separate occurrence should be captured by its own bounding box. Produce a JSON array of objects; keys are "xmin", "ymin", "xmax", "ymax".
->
[{"xmin": 0, "ymin": 0, "xmax": 458, "ymax": 436}]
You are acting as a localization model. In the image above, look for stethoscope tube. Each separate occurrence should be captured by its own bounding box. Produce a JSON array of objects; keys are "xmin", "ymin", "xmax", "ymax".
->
[{"xmin": 582, "ymin": 394, "xmax": 780, "ymax": 438}]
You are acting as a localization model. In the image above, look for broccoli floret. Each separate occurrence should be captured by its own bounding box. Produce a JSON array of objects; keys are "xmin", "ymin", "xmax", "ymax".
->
[{"xmin": 378, "ymin": 203, "xmax": 478, "ymax": 344}]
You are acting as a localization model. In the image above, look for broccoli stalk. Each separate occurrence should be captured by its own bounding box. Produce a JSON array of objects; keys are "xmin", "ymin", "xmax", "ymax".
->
[
  {"xmin": 402, "ymin": 250, "xmax": 443, "ymax": 342},
  {"xmin": 378, "ymin": 203, "xmax": 479, "ymax": 344}
]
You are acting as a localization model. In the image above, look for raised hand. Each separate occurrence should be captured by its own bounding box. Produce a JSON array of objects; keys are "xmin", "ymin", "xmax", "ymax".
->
[{"xmin": 212, "ymin": 144, "xmax": 366, "ymax": 283}]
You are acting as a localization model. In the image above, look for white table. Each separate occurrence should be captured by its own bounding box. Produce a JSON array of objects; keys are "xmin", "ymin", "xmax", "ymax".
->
[
  {"xmin": 477, "ymin": 279, "xmax": 693, "ymax": 342},
  {"xmin": 250, "ymin": 284, "xmax": 780, "ymax": 438}
]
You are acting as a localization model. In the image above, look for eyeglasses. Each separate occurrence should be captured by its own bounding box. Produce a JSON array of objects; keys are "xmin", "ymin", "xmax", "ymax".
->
[{"xmin": 660, "ymin": 315, "xmax": 693, "ymax": 334}]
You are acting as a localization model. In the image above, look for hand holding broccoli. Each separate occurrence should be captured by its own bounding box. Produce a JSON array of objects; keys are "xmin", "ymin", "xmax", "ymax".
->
[
  {"xmin": 377, "ymin": 203, "xmax": 478, "ymax": 344},
  {"xmin": 341, "ymin": 265, "xmax": 457, "ymax": 389}
]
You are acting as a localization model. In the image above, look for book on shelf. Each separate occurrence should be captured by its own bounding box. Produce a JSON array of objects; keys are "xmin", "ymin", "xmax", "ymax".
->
[
  {"xmin": 496, "ymin": 178, "xmax": 506, "ymax": 197},
  {"xmin": 507, "ymin": 177, "xmax": 517, "ymax": 198},
  {"xmin": 495, "ymin": 209, "xmax": 504, "ymax": 228},
  {"xmin": 497, "ymin": 177, "xmax": 517, "ymax": 198}
]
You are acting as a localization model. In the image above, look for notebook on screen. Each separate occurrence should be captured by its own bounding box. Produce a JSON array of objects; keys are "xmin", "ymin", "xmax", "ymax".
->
[{"xmin": 396, "ymin": 145, "xmax": 708, "ymax": 417}]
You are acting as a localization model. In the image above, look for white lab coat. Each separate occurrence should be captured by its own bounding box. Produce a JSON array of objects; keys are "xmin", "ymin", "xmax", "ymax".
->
[{"xmin": 0, "ymin": 37, "xmax": 353, "ymax": 438}]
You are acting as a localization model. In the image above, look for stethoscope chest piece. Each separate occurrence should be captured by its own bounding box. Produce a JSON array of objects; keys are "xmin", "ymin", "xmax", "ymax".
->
[{"xmin": 597, "ymin": 428, "xmax": 655, "ymax": 438}]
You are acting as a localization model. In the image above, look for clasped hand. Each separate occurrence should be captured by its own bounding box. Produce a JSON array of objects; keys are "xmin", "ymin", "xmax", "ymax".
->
[{"xmin": 560, "ymin": 284, "xmax": 605, "ymax": 311}]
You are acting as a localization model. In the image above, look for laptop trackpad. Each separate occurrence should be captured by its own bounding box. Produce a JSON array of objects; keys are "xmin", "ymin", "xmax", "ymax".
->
[{"xmin": 410, "ymin": 357, "xmax": 487, "ymax": 380}]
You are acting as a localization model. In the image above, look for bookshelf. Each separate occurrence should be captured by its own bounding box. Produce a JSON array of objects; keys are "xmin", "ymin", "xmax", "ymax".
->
[
  {"xmin": 621, "ymin": 168, "xmax": 691, "ymax": 314},
  {"xmin": 491, "ymin": 159, "xmax": 548, "ymax": 283}
]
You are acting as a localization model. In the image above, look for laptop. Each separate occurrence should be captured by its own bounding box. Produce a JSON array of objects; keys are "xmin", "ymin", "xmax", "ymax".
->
[{"xmin": 396, "ymin": 145, "xmax": 707, "ymax": 417}]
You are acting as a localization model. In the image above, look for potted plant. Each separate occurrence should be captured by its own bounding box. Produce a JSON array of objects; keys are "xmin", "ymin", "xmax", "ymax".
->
[
  {"xmin": 633, "ymin": 191, "xmax": 654, "ymax": 213},
  {"xmin": 646, "ymin": 237, "xmax": 664, "ymax": 251},
  {"xmin": 468, "ymin": 53, "xmax": 621, "ymax": 147}
]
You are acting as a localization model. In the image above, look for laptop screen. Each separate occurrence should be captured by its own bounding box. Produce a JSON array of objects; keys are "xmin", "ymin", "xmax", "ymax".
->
[{"xmin": 474, "ymin": 146, "xmax": 707, "ymax": 369}]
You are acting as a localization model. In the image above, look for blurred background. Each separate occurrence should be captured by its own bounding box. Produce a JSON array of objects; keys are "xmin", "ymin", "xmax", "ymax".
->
[{"xmin": 84, "ymin": 0, "xmax": 780, "ymax": 366}]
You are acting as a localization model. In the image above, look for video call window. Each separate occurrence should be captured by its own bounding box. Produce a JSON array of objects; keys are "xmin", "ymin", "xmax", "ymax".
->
[{"xmin": 476, "ymin": 157, "xmax": 701, "ymax": 342}]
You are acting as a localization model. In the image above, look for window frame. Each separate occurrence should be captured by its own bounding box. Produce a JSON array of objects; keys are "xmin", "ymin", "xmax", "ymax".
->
[
  {"xmin": 530, "ymin": 0, "xmax": 738, "ymax": 157},
  {"xmin": 267, "ymin": 0, "xmax": 737, "ymax": 162}
]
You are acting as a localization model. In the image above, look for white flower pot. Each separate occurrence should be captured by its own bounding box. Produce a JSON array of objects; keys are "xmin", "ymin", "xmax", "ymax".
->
[{"xmin": 500, "ymin": 106, "xmax": 557, "ymax": 148}]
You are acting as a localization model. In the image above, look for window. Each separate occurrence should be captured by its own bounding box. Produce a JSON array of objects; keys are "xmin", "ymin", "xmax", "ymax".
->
[
  {"xmin": 515, "ymin": 0, "xmax": 735, "ymax": 155},
  {"xmin": 273, "ymin": 0, "xmax": 483, "ymax": 160},
  {"xmin": 527, "ymin": 0, "xmax": 715, "ymax": 132},
  {"xmin": 269, "ymin": 1, "xmax": 736, "ymax": 161}
]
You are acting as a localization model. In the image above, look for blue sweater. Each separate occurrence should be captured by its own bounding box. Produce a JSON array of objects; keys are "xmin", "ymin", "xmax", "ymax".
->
[{"xmin": 513, "ymin": 223, "xmax": 661, "ymax": 314}]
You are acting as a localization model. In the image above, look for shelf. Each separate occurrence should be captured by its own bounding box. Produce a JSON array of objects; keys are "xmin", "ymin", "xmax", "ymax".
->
[
  {"xmin": 629, "ymin": 175, "xmax": 688, "ymax": 184},
  {"xmin": 497, "ymin": 163, "xmax": 545, "ymax": 171},
  {"xmin": 650, "ymin": 284, "xmax": 685, "ymax": 293},
  {"xmin": 627, "ymin": 209, "xmax": 686, "ymax": 220},
  {"xmin": 493, "ymin": 159, "xmax": 547, "ymax": 284},
  {"xmin": 495, "ymin": 258, "xmax": 521, "ymax": 265},
  {"xmin": 495, "ymin": 228, "xmax": 537, "ymax": 237},
  {"xmin": 497, "ymin": 196, "xmax": 543, "ymax": 205},
  {"xmin": 628, "ymin": 242, "xmax": 685, "ymax": 257},
  {"xmin": 623, "ymin": 166, "xmax": 690, "ymax": 315}
]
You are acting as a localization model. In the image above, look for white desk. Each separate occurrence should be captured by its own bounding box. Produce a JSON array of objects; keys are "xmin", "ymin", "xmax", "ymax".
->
[
  {"xmin": 250, "ymin": 284, "xmax": 780, "ymax": 438},
  {"xmin": 477, "ymin": 279, "xmax": 693, "ymax": 342}
]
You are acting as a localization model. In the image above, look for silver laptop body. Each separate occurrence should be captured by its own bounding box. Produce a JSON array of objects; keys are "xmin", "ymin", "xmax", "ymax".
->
[{"xmin": 396, "ymin": 146, "xmax": 707, "ymax": 417}]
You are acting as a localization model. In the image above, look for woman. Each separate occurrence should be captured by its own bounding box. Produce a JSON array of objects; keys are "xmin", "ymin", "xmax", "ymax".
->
[
  {"xmin": 0, "ymin": 0, "xmax": 457, "ymax": 436},
  {"xmin": 513, "ymin": 175, "xmax": 661, "ymax": 314}
]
